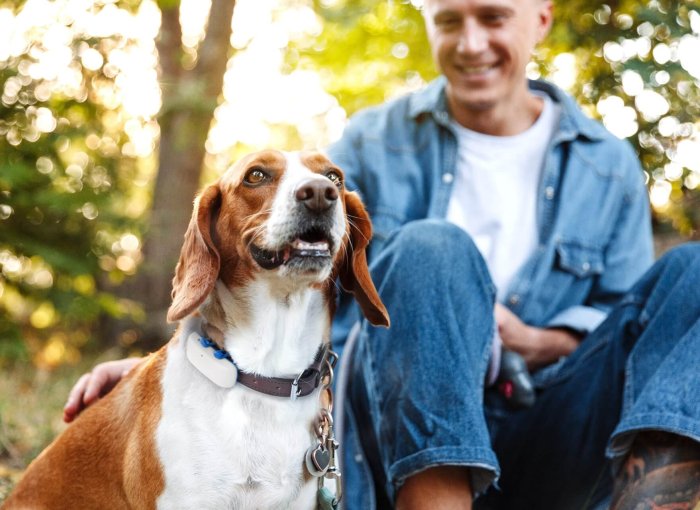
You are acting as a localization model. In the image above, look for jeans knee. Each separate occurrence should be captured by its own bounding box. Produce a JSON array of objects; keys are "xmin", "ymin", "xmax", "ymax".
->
[
  {"xmin": 385, "ymin": 219, "xmax": 482, "ymax": 267},
  {"xmin": 657, "ymin": 242, "xmax": 700, "ymax": 273},
  {"xmin": 373, "ymin": 220, "xmax": 495, "ymax": 299}
]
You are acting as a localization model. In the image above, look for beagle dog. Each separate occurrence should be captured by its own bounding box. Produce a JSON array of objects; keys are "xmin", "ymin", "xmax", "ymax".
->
[{"xmin": 3, "ymin": 150, "xmax": 389, "ymax": 510}]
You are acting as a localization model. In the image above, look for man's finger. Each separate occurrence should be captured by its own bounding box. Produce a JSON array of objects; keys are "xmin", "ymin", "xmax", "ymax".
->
[
  {"xmin": 82, "ymin": 367, "xmax": 111, "ymax": 404},
  {"xmin": 63, "ymin": 373, "xmax": 91, "ymax": 423}
]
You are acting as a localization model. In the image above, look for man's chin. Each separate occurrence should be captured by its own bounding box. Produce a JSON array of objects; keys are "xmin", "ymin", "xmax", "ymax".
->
[
  {"xmin": 460, "ymin": 97, "xmax": 498, "ymax": 113},
  {"xmin": 446, "ymin": 81, "xmax": 501, "ymax": 112},
  {"xmin": 450, "ymin": 92, "xmax": 499, "ymax": 115}
]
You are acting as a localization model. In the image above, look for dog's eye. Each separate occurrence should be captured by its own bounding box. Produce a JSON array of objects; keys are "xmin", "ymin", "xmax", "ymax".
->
[
  {"xmin": 244, "ymin": 168, "xmax": 269, "ymax": 185},
  {"xmin": 325, "ymin": 171, "xmax": 343, "ymax": 188}
]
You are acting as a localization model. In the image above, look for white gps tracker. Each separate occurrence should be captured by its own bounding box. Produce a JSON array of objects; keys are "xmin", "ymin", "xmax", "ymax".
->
[{"xmin": 185, "ymin": 332, "xmax": 238, "ymax": 389}]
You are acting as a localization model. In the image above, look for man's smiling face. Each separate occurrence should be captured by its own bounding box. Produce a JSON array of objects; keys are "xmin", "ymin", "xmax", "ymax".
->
[{"xmin": 423, "ymin": 0, "xmax": 552, "ymax": 121}]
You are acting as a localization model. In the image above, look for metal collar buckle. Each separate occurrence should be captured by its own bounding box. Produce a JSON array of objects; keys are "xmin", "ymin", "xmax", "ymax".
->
[{"xmin": 290, "ymin": 372, "xmax": 303, "ymax": 401}]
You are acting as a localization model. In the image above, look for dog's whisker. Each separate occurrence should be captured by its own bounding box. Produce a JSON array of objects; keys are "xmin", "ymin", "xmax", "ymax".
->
[
  {"xmin": 245, "ymin": 226, "xmax": 267, "ymax": 251},
  {"xmin": 345, "ymin": 217, "xmax": 369, "ymax": 244},
  {"xmin": 242, "ymin": 208, "xmax": 273, "ymax": 224},
  {"xmin": 241, "ymin": 210, "xmax": 273, "ymax": 236}
]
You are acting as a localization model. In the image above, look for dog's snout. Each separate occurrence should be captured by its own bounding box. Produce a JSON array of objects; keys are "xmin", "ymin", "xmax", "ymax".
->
[{"xmin": 295, "ymin": 179, "xmax": 338, "ymax": 213}]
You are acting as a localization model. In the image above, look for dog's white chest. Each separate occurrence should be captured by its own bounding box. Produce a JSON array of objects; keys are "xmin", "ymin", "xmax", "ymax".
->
[{"xmin": 155, "ymin": 343, "xmax": 318, "ymax": 510}]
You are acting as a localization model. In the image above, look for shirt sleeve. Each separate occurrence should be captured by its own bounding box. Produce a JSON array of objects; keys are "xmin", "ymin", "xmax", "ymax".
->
[{"xmin": 546, "ymin": 305, "xmax": 608, "ymax": 333}]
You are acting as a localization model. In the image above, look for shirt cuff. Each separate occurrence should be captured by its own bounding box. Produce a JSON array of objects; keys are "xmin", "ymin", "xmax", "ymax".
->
[
  {"xmin": 486, "ymin": 330, "xmax": 502, "ymax": 387},
  {"xmin": 545, "ymin": 306, "xmax": 607, "ymax": 334}
]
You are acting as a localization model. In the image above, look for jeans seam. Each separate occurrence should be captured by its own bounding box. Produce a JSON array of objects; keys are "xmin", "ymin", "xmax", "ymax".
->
[
  {"xmin": 623, "ymin": 349, "xmax": 635, "ymax": 417},
  {"xmin": 362, "ymin": 324, "xmax": 382, "ymax": 436},
  {"xmin": 621, "ymin": 301, "xmax": 645, "ymax": 415},
  {"xmin": 471, "ymin": 246, "xmax": 497, "ymax": 303}
]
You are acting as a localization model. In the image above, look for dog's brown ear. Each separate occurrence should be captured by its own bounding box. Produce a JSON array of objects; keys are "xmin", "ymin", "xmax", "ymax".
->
[
  {"xmin": 339, "ymin": 191, "xmax": 390, "ymax": 328},
  {"xmin": 167, "ymin": 185, "xmax": 222, "ymax": 323}
]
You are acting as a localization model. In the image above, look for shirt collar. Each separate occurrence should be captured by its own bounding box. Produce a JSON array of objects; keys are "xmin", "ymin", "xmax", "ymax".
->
[{"xmin": 408, "ymin": 76, "xmax": 608, "ymax": 142}]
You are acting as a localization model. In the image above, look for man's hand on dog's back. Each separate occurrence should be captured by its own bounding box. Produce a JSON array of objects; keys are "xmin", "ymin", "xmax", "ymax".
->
[{"xmin": 63, "ymin": 357, "xmax": 142, "ymax": 423}]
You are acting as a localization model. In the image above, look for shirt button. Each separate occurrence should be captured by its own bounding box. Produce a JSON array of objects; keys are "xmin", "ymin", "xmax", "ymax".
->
[
  {"xmin": 508, "ymin": 294, "xmax": 520, "ymax": 305},
  {"xmin": 442, "ymin": 173, "xmax": 454, "ymax": 184},
  {"xmin": 354, "ymin": 454, "xmax": 363, "ymax": 463},
  {"xmin": 545, "ymin": 186, "xmax": 555, "ymax": 200},
  {"xmin": 582, "ymin": 262, "xmax": 591, "ymax": 271}
]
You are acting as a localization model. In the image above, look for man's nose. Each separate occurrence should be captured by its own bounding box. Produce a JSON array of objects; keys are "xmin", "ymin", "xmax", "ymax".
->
[
  {"xmin": 456, "ymin": 19, "xmax": 489, "ymax": 55},
  {"xmin": 295, "ymin": 178, "xmax": 339, "ymax": 213}
]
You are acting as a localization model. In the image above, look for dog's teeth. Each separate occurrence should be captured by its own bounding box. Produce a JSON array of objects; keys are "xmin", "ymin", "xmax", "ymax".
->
[{"xmin": 292, "ymin": 240, "xmax": 329, "ymax": 250}]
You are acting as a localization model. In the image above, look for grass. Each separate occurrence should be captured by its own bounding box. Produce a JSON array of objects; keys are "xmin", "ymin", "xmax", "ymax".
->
[{"xmin": 0, "ymin": 348, "xmax": 127, "ymax": 503}]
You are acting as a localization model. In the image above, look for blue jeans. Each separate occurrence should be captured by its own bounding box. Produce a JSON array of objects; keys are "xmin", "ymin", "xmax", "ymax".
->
[{"xmin": 341, "ymin": 220, "xmax": 700, "ymax": 509}]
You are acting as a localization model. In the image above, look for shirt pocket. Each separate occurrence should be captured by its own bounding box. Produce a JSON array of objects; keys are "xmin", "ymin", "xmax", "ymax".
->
[
  {"xmin": 534, "ymin": 239, "xmax": 605, "ymax": 324},
  {"xmin": 555, "ymin": 239, "xmax": 605, "ymax": 278}
]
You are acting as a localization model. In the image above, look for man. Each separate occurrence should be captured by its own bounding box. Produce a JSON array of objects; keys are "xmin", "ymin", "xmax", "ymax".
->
[
  {"xmin": 324, "ymin": 0, "xmax": 700, "ymax": 507},
  {"xmin": 66, "ymin": 0, "xmax": 700, "ymax": 508}
]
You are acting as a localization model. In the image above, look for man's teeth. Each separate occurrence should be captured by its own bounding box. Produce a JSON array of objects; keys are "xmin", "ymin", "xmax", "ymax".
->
[
  {"xmin": 462, "ymin": 64, "xmax": 494, "ymax": 73},
  {"xmin": 291, "ymin": 239, "xmax": 329, "ymax": 250}
]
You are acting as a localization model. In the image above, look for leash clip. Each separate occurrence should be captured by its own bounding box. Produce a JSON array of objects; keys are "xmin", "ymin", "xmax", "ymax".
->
[{"xmin": 317, "ymin": 408, "xmax": 342, "ymax": 504}]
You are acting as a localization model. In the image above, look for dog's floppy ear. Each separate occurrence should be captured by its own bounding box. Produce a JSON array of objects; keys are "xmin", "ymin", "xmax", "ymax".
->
[
  {"xmin": 167, "ymin": 185, "xmax": 222, "ymax": 323},
  {"xmin": 339, "ymin": 191, "xmax": 390, "ymax": 328}
]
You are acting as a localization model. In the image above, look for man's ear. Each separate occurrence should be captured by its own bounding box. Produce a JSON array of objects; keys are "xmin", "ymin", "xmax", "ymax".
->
[
  {"xmin": 536, "ymin": 0, "xmax": 554, "ymax": 43},
  {"xmin": 167, "ymin": 185, "xmax": 222, "ymax": 322},
  {"xmin": 339, "ymin": 191, "xmax": 390, "ymax": 328}
]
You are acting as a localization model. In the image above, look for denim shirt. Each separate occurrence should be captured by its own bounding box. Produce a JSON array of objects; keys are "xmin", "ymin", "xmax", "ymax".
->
[{"xmin": 328, "ymin": 77, "xmax": 654, "ymax": 351}]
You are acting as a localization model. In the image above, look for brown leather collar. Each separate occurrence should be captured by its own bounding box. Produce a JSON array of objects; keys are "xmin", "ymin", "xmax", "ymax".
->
[{"xmin": 196, "ymin": 335, "xmax": 329, "ymax": 399}]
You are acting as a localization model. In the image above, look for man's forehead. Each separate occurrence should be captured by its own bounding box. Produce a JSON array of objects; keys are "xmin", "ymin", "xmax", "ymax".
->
[{"xmin": 423, "ymin": 0, "xmax": 538, "ymax": 12}]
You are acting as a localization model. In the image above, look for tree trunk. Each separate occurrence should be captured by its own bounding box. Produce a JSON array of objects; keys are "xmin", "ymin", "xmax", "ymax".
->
[{"xmin": 123, "ymin": 0, "xmax": 236, "ymax": 347}]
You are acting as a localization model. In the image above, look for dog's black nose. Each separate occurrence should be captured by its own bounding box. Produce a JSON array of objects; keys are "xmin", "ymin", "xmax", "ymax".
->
[{"xmin": 295, "ymin": 179, "xmax": 338, "ymax": 213}]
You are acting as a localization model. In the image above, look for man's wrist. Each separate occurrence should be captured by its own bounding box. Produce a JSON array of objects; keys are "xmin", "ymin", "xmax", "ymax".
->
[{"xmin": 530, "ymin": 327, "xmax": 580, "ymax": 369}]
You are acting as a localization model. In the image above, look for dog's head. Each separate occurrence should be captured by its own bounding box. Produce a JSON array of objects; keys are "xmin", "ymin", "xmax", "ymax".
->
[{"xmin": 166, "ymin": 150, "xmax": 389, "ymax": 328}]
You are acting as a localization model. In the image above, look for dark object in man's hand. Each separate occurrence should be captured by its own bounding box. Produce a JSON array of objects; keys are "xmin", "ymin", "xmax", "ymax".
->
[{"xmin": 497, "ymin": 350, "xmax": 536, "ymax": 408}]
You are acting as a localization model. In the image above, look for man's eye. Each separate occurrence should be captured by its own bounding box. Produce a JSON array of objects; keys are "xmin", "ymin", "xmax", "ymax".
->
[
  {"xmin": 482, "ymin": 12, "xmax": 508, "ymax": 25},
  {"xmin": 325, "ymin": 171, "xmax": 343, "ymax": 188},
  {"xmin": 435, "ymin": 17, "xmax": 460, "ymax": 29},
  {"xmin": 244, "ymin": 168, "xmax": 269, "ymax": 185}
]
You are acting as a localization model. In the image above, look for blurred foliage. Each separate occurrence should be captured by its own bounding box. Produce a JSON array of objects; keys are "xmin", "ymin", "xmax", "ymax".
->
[
  {"xmin": 0, "ymin": 2, "xmax": 149, "ymax": 367},
  {"xmin": 548, "ymin": 0, "xmax": 700, "ymax": 235},
  {"xmin": 292, "ymin": 0, "xmax": 700, "ymax": 236},
  {"xmin": 2, "ymin": 0, "xmax": 699, "ymax": 370},
  {"xmin": 290, "ymin": 0, "xmax": 433, "ymax": 116},
  {"xmin": 287, "ymin": 0, "xmax": 434, "ymax": 115}
]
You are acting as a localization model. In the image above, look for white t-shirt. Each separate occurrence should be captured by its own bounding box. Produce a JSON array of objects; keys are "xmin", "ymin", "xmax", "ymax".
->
[{"xmin": 446, "ymin": 94, "xmax": 560, "ymax": 301}]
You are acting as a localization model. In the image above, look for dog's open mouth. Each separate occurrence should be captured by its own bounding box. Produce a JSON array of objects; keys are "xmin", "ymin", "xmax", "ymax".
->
[{"xmin": 250, "ymin": 228, "xmax": 332, "ymax": 270}]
